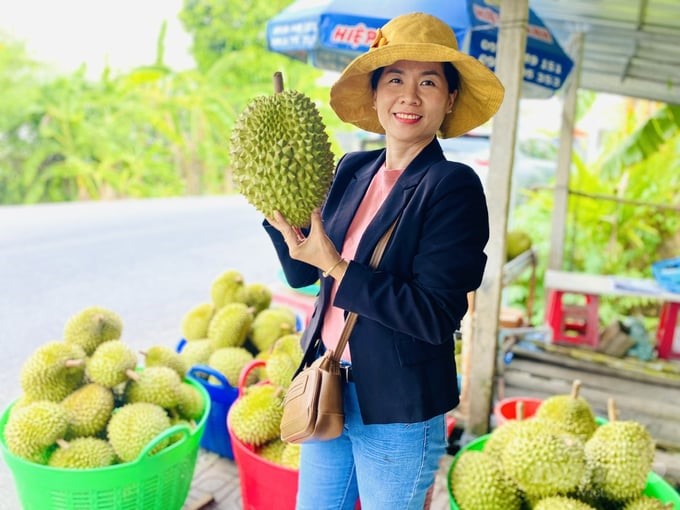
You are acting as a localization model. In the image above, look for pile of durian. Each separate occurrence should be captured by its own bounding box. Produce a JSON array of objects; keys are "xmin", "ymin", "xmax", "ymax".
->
[
  {"xmin": 3, "ymin": 306, "xmax": 206, "ymax": 469},
  {"xmin": 450, "ymin": 380, "xmax": 674, "ymax": 510},
  {"xmin": 178, "ymin": 268, "xmax": 304, "ymax": 470}
]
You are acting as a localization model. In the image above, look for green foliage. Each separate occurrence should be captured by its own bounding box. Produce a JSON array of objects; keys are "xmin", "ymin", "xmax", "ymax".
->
[
  {"xmin": 0, "ymin": 3, "xmax": 342, "ymax": 205},
  {"xmin": 179, "ymin": 0, "xmax": 291, "ymax": 72},
  {"xmin": 506, "ymin": 95, "xmax": 680, "ymax": 328}
]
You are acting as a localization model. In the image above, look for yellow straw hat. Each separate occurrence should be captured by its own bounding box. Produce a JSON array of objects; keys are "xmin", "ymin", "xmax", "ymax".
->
[{"xmin": 329, "ymin": 12, "xmax": 505, "ymax": 139}]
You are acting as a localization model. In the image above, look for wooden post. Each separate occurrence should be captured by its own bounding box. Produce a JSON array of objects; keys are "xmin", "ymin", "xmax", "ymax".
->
[
  {"xmin": 464, "ymin": 0, "xmax": 528, "ymax": 437},
  {"xmin": 548, "ymin": 32, "xmax": 584, "ymax": 270}
]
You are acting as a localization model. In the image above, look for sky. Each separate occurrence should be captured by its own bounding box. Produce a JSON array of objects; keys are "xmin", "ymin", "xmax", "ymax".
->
[{"xmin": 0, "ymin": 0, "xmax": 194, "ymax": 77}]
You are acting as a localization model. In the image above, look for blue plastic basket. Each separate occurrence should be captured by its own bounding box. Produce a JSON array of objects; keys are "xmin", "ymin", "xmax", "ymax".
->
[
  {"xmin": 653, "ymin": 257, "xmax": 680, "ymax": 293},
  {"xmin": 177, "ymin": 339, "xmax": 238, "ymax": 459}
]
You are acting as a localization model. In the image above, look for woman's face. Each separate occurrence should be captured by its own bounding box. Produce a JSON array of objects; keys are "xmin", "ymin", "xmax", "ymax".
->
[{"xmin": 373, "ymin": 60, "xmax": 456, "ymax": 146}]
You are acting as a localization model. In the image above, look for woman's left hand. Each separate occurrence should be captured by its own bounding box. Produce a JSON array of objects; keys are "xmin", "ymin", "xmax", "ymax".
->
[{"xmin": 267, "ymin": 209, "xmax": 342, "ymax": 272}]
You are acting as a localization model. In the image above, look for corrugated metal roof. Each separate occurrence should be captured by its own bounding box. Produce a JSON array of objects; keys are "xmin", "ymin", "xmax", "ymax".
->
[{"xmin": 531, "ymin": 0, "xmax": 680, "ymax": 104}]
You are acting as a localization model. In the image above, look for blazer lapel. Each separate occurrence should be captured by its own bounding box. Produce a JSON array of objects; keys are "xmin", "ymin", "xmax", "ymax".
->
[{"xmin": 354, "ymin": 139, "xmax": 445, "ymax": 263}]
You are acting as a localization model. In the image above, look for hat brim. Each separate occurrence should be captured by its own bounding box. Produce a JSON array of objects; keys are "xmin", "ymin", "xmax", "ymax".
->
[{"xmin": 330, "ymin": 43, "xmax": 504, "ymax": 138}]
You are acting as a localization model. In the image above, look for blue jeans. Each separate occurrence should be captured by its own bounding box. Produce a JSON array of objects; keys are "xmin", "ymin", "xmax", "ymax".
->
[{"xmin": 295, "ymin": 382, "xmax": 446, "ymax": 510}]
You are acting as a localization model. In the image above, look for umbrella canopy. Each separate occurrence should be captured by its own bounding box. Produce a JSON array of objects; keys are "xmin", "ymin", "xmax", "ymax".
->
[{"xmin": 267, "ymin": 0, "xmax": 573, "ymax": 98}]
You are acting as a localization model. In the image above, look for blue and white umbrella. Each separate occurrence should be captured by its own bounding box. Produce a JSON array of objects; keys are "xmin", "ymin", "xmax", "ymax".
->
[{"xmin": 267, "ymin": 0, "xmax": 573, "ymax": 97}]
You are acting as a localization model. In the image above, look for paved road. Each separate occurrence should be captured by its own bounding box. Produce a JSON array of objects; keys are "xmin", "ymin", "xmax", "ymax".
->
[{"xmin": 0, "ymin": 195, "xmax": 284, "ymax": 509}]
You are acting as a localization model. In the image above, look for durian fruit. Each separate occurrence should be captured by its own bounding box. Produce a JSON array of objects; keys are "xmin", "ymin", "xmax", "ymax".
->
[
  {"xmin": 533, "ymin": 496, "xmax": 597, "ymax": 510},
  {"xmin": 623, "ymin": 496, "xmax": 674, "ymax": 509},
  {"xmin": 20, "ymin": 340, "xmax": 86, "ymax": 402},
  {"xmin": 228, "ymin": 384, "xmax": 284, "ymax": 446},
  {"xmin": 107, "ymin": 402, "xmax": 171, "ymax": 462},
  {"xmin": 265, "ymin": 333, "xmax": 304, "ymax": 388},
  {"xmin": 243, "ymin": 283, "xmax": 273, "ymax": 315},
  {"xmin": 258, "ymin": 438, "xmax": 287, "ymax": 464},
  {"xmin": 86, "ymin": 339, "xmax": 138, "ymax": 388},
  {"xmin": 208, "ymin": 346, "xmax": 255, "ymax": 388},
  {"xmin": 450, "ymin": 450, "xmax": 522, "ymax": 510},
  {"xmin": 484, "ymin": 400, "xmax": 528, "ymax": 459},
  {"xmin": 501, "ymin": 417, "xmax": 587, "ymax": 499},
  {"xmin": 60, "ymin": 382, "xmax": 115, "ymax": 438},
  {"xmin": 535, "ymin": 379, "xmax": 598, "ymax": 441},
  {"xmin": 250, "ymin": 307, "xmax": 298, "ymax": 352},
  {"xmin": 230, "ymin": 85, "xmax": 335, "ymax": 228},
  {"xmin": 584, "ymin": 399, "xmax": 655, "ymax": 502},
  {"xmin": 63, "ymin": 306, "xmax": 123, "ymax": 355},
  {"xmin": 125, "ymin": 366, "xmax": 182, "ymax": 409},
  {"xmin": 141, "ymin": 345, "xmax": 188, "ymax": 379},
  {"xmin": 4, "ymin": 401, "xmax": 69, "ymax": 464},
  {"xmin": 280, "ymin": 442, "xmax": 301, "ymax": 469},
  {"xmin": 181, "ymin": 302, "xmax": 215, "ymax": 340},
  {"xmin": 48, "ymin": 437, "xmax": 117, "ymax": 469},
  {"xmin": 178, "ymin": 338, "xmax": 214, "ymax": 366},
  {"xmin": 211, "ymin": 269, "xmax": 246, "ymax": 309},
  {"xmin": 506, "ymin": 230, "xmax": 532, "ymax": 261},
  {"xmin": 207, "ymin": 302, "xmax": 254, "ymax": 349},
  {"xmin": 175, "ymin": 382, "xmax": 206, "ymax": 421}
]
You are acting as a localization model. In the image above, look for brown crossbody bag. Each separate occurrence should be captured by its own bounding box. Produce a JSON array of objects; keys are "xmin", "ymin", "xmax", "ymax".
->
[{"xmin": 279, "ymin": 219, "xmax": 398, "ymax": 444}]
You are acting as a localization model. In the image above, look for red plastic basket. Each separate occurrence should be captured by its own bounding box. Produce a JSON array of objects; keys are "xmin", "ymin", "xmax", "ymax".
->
[
  {"xmin": 227, "ymin": 360, "xmax": 299, "ymax": 510},
  {"xmin": 493, "ymin": 397, "xmax": 543, "ymax": 426}
]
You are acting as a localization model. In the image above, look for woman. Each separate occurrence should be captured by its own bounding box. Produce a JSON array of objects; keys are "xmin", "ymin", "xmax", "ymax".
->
[{"xmin": 264, "ymin": 12, "xmax": 504, "ymax": 510}]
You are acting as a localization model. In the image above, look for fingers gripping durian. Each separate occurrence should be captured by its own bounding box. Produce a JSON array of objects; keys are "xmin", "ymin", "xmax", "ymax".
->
[{"xmin": 230, "ymin": 75, "xmax": 335, "ymax": 228}]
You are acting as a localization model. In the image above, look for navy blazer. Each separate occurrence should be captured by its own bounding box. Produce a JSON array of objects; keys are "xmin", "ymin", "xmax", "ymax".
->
[{"xmin": 264, "ymin": 137, "xmax": 489, "ymax": 424}]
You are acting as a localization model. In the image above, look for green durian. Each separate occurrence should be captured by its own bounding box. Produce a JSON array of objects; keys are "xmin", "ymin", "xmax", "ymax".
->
[
  {"xmin": 178, "ymin": 338, "xmax": 214, "ymax": 366},
  {"xmin": 175, "ymin": 382, "xmax": 206, "ymax": 421},
  {"xmin": 20, "ymin": 341, "xmax": 86, "ymax": 402},
  {"xmin": 585, "ymin": 399, "xmax": 655, "ymax": 502},
  {"xmin": 280, "ymin": 442, "xmax": 301, "ymax": 470},
  {"xmin": 450, "ymin": 450, "xmax": 522, "ymax": 510},
  {"xmin": 533, "ymin": 496, "xmax": 597, "ymax": 510},
  {"xmin": 125, "ymin": 366, "xmax": 182, "ymax": 409},
  {"xmin": 228, "ymin": 384, "xmax": 283, "ymax": 446},
  {"xmin": 181, "ymin": 302, "xmax": 216, "ymax": 340},
  {"xmin": 535, "ymin": 379, "xmax": 598, "ymax": 441},
  {"xmin": 242, "ymin": 283, "xmax": 273, "ymax": 315},
  {"xmin": 623, "ymin": 496, "xmax": 674, "ymax": 509},
  {"xmin": 250, "ymin": 307, "xmax": 297, "ymax": 352},
  {"xmin": 142, "ymin": 345, "xmax": 188, "ymax": 379},
  {"xmin": 48, "ymin": 437, "xmax": 117, "ymax": 469},
  {"xmin": 63, "ymin": 306, "xmax": 123, "ymax": 355},
  {"xmin": 230, "ymin": 88, "xmax": 335, "ymax": 227},
  {"xmin": 210, "ymin": 269, "xmax": 246, "ymax": 309},
  {"xmin": 265, "ymin": 333, "xmax": 303, "ymax": 388},
  {"xmin": 208, "ymin": 302, "xmax": 254, "ymax": 349},
  {"xmin": 107, "ymin": 402, "xmax": 171, "ymax": 462},
  {"xmin": 4, "ymin": 401, "xmax": 69, "ymax": 464},
  {"xmin": 86, "ymin": 340, "xmax": 138, "ymax": 388},
  {"xmin": 208, "ymin": 346, "xmax": 255, "ymax": 388},
  {"xmin": 61, "ymin": 383, "xmax": 115, "ymax": 438}
]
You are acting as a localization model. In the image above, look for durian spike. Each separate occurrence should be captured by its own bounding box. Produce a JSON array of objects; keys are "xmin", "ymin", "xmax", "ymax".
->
[
  {"xmin": 125, "ymin": 368, "xmax": 140, "ymax": 382},
  {"xmin": 607, "ymin": 397, "xmax": 618, "ymax": 422},
  {"xmin": 516, "ymin": 400, "xmax": 525, "ymax": 421},
  {"xmin": 273, "ymin": 71, "xmax": 284, "ymax": 94},
  {"xmin": 56, "ymin": 439, "xmax": 70, "ymax": 449},
  {"xmin": 571, "ymin": 379, "xmax": 582, "ymax": 399},
  {"xmin": 64, "ymin": 359, "xmax": 84, "ymax": 368}
]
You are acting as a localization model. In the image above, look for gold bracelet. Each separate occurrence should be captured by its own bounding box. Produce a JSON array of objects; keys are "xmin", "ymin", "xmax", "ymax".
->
[{"xmin": 322, "ymin": 258, "xmax": 344, "ymax": 278}]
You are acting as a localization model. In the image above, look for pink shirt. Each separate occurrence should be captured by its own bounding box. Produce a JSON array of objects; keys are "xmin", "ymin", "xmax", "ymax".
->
[{"xmin": 321, "ymin": 164, "xmax": 404, "ymax": 361}]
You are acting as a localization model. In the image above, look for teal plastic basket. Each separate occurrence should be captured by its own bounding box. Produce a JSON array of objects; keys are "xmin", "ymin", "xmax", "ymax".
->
[{"xmin": 0, "ymin": 377, "xmax": 210, "ymax": 510}]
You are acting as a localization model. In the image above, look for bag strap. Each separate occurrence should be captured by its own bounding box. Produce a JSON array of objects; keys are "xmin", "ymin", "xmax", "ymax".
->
[{"xmin": 330, "ymin": 217, "xmax": 399, "ymax": 361}]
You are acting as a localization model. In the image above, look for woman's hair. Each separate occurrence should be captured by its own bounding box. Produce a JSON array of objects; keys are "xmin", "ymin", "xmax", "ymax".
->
[{"xmin": 370, "ymin": 62, "xmax": 461, "ymax": 94}]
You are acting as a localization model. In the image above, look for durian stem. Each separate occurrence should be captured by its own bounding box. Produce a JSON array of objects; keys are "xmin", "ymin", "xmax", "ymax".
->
[
  {"xmin": 516, "ymin": 400, "xmax": 525, "ymax": 421},
  {"xmin": 64, "ymin": 359, "xmax": 84, "ymax": 368},
  {"xmin": 273, "ymin": 71, "xmax": 284, "ymax": 93},
  {"xmin": 607, "ymin": 397, "xmax": 618, "ymax": 422},
  {"xmin": 139, "ymin": 350, "xmax": 147, "ymax": 357},
  {"xmin": 126, "ymin": 368, "xmax": 141, "ymax": 381},
  {"xmin": 571, "ymin": 379, "xmax": 582, "ymax": 399},
  {"xmin": 56, "ymin": 439, "xmax": 70, "ymax": 449}
]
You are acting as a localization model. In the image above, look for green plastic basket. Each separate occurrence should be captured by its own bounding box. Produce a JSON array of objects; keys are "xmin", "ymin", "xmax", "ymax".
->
[
  {"xmin": 0, "ymin": 377, "xmax": 210, "ymax": 510},
  {"xmin": 447, "ymin": 434, "xmax": 680, "ymax": 510}
]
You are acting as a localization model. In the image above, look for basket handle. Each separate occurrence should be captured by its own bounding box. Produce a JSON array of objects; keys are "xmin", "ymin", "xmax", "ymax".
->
[
  {"xmin": 136, "ymin": 422, "xmax": 193, "ymax": 460},
  {"xmin": 176, "ymin": 338, "xmax": 188, "ymax": 353},
  {"xmin": 238, "ymin": 360, "xmax": 266, "ymax": 397},
  {"xmin": 188, "ymin": 364, "xmax": 234, "ymax": 390}
]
